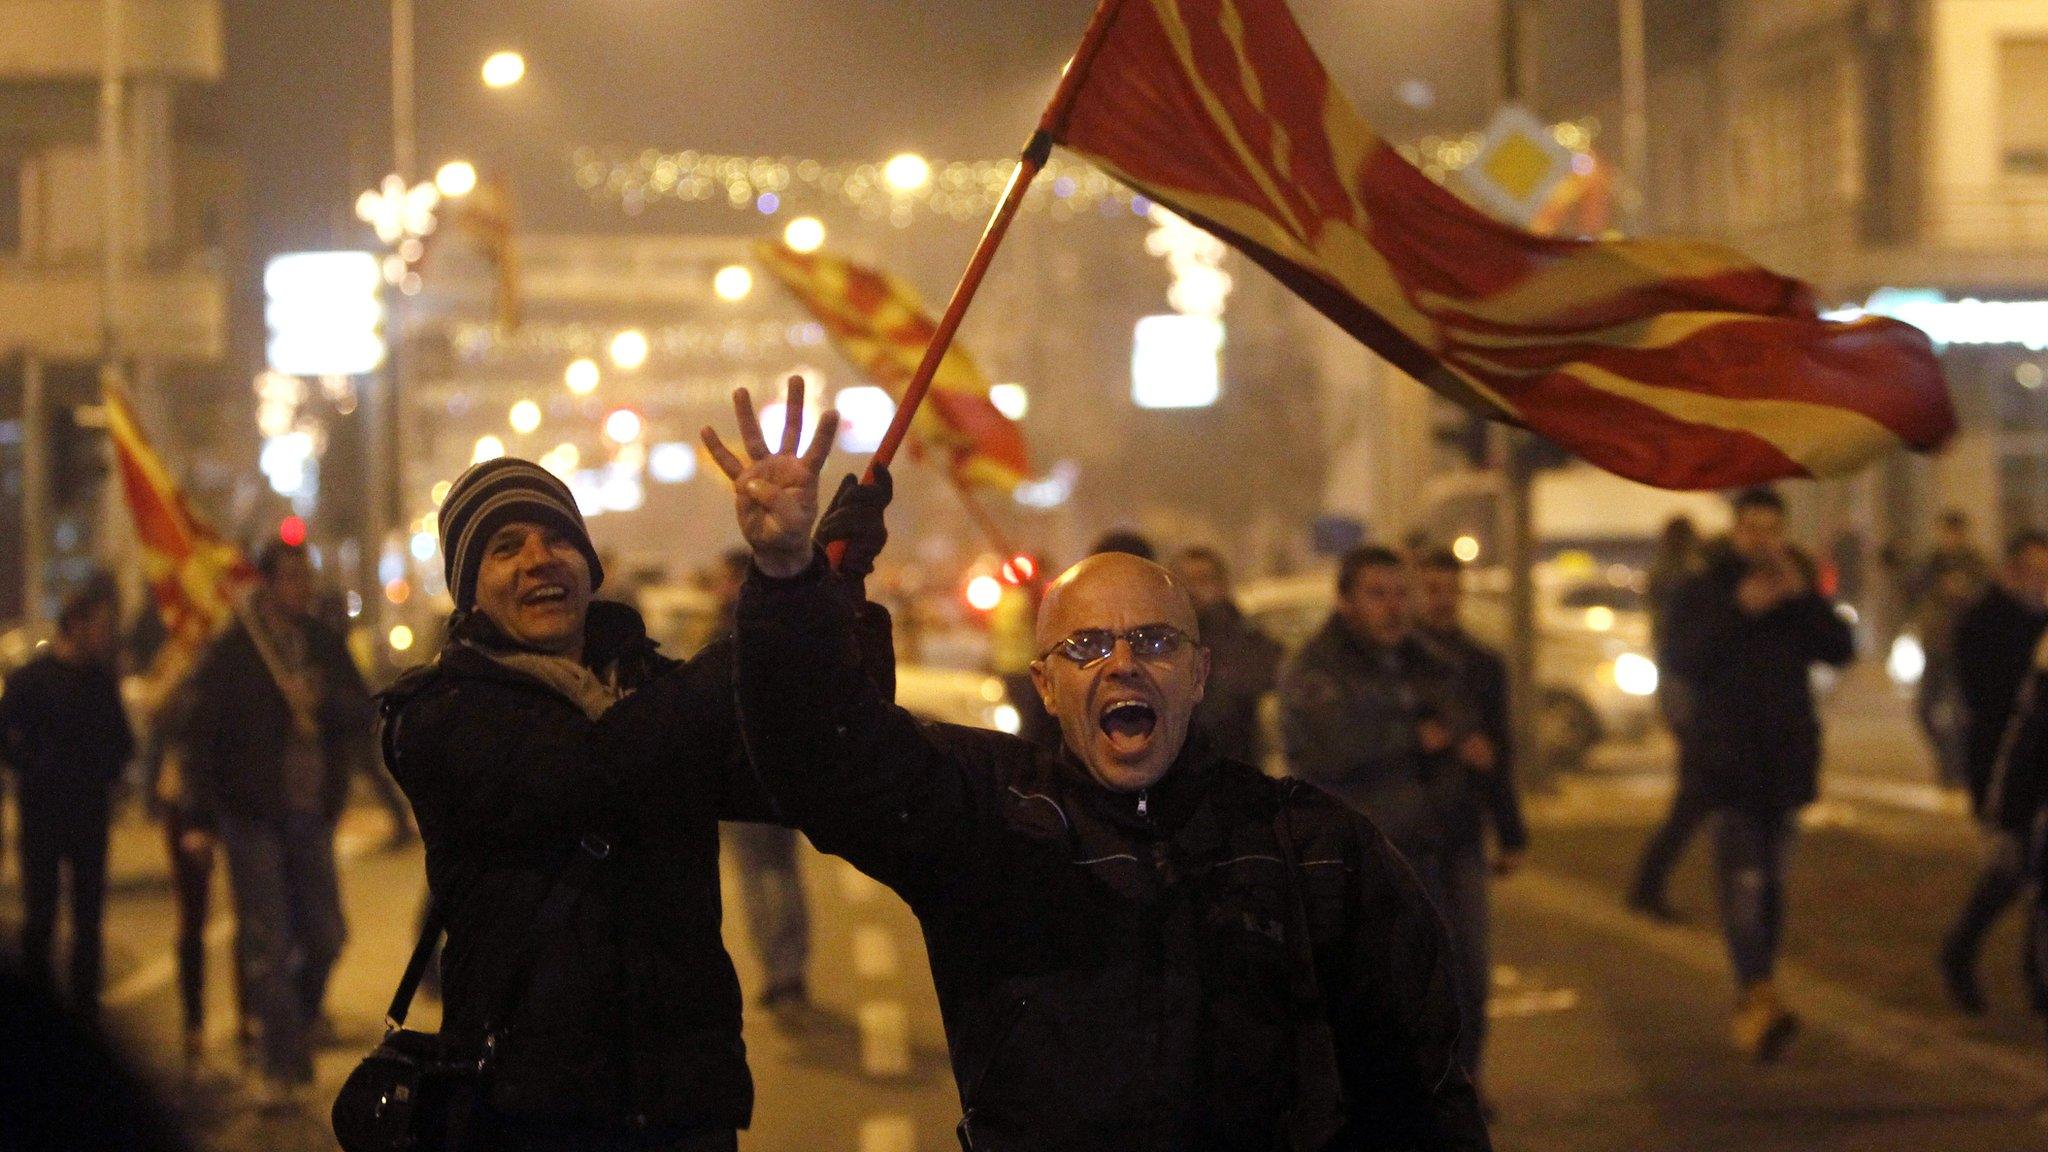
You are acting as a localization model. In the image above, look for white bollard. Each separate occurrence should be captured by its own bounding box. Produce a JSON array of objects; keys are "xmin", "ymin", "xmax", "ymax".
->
[
  {"xmin": 858, "ymin": 1000, "xmax": 912, "ymax": 1078},
  {"xmin": 853, "ymin": 924, "xmax": 900, "ymax": 980},
  {"xmin": 857, "ymin": 1114, "xmax": 919, "ymax": 1152}
]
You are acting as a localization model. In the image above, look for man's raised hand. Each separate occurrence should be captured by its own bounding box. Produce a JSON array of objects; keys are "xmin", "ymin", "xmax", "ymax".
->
[{"xmin": 702, "ymin": 377, "xmax": 840, "ymax": 578}]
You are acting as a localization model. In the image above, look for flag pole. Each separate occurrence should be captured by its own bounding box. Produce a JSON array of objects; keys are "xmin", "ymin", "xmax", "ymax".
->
[
  {"xmin": 831, "ymin": 0, "xmax": 1126, "ymax": 568},
  {"xmin": 949, "ymin": 475, "xmax": 1018, "ymax": 559}
]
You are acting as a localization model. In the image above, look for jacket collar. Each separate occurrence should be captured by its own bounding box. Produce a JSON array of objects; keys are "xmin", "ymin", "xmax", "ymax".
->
[{"xmin": 1056, "ymin": 727, "xmax": 1224, "ymax": 839}]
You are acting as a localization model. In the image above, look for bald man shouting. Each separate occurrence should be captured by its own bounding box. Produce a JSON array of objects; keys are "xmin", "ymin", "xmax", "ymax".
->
[{"xmin": 706, "ymin": 390, "xmax": 1487, "ymax": 1152}]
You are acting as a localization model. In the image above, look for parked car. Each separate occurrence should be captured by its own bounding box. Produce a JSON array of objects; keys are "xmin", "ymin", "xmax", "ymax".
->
[{"xmin": 1237, "ymin": 567, "xmax": 1661, "ymax": 770}]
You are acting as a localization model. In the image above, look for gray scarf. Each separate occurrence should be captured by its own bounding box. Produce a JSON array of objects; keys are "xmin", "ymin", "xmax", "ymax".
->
[{"xmin": 475, "ymin": 645, "xmax": 628, "ymax": 721}]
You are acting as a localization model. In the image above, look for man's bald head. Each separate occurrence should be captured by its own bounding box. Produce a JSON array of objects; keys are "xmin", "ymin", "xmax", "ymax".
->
[
  {"xmin": 1035, "ymin": 552, "xmax": 1200, "ymax": 652},
  {"xmin": 1029, "ymin": 552, "xmax": 1210, "ymax": 794}
]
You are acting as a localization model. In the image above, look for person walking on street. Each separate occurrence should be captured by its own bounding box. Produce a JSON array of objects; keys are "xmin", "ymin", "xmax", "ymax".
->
[
  {"xmin": 0, "ymin": 575, "xmax": 133, "ymax": 1024},
  {"xmin": 1941, "ymin": 531, "xmax": 2048, "ymax": 1013},
  {"xmin": 1909, "ymin": 511, "xmax": 1992, "ymax": 790},
  {"xmin": 1661, "ymin": 488, "xmax": 1854, "ymax": 1061},
  {"xmin": 710, "ymin": 391, "xmax": 1489, "ymax": 1151},
  {"xmin": 182, "ymin": 541, "xmax": 372, "ymax": 1102},
  {"xmin": 1410, "ymin": 547, "xmax": 1529, "ymax": 1097},
  {"xmin": 1279, "ymin": 546, "xmax": 1461, "ymax": 886},
  {"xmin": 380, "ymin": 412, "xmax": 891, "ymax": 1149},
  {"xmin": 1170, "ymin": 546, "xmax": 1282, "ymax": 767},
  {"xmin": 1629, "ymin": 515, "xmax": 1710, "ymax": 921}
]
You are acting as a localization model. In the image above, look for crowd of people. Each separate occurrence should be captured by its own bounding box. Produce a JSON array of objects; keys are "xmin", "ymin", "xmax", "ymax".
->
[{"xmin": 13, "ymin": 396, "xmax": 2048, "ymax": 1148}]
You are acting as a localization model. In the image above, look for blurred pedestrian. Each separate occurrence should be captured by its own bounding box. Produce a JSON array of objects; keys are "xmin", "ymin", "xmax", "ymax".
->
[
  {"xmin": 1909, "ymin": 510, "xmax": 1992, "ymax": 789},
  {"xmin": 1628, "ymin": 515, "xmax": 1710, "ymax": 922},
  {"xmin": 710, "ymin": 548, "xmax": 819, "ymax": 1027},
  {"xmin": 1941, "ymin": 530, "xmax": 2048, "ymax": 1014},
  {"xmin": 182, "ymin": 541, "xmax": 372, "ymax": 1104},
  {"xmin": 1660, "ymin": 488, "xmax": 1853, "ymax": 1061},
  {"xmin": 0, "ymin": 575, "xmax": 132, "ymax": 1024},
  {"xmin": 379, "ymin": 432, "xmax": 888, "ymax": 1150},
  {"xmin": 712, "ymin": 394, "xmax": 1489, "ymax": 1150},
  {"xmin": 132, "ymin": 640, "xmax": 247, "ymax": 1076},
  {"xmin": 1279, "ymin": 546, "xmax": 1456, "ymax": 879},
  {"xmin": 1088, "ymin": 528, "xmax": 1155, "ymax": 561},
  {"xmin": 1169, "ymin": 546, "xmax": 1281, "ymax": 765},
  {"xmin": 1411, "ymin": 547, "xmax": 1530, "ymax": 1097}
]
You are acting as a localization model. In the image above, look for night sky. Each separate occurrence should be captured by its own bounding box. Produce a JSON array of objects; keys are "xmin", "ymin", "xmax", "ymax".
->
[{"xmin": 222, "ymin": 0, "xmax": 1503, "ymax": 259}]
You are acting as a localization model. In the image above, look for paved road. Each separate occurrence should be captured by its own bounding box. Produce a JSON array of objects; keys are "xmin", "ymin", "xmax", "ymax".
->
[{"xmin": 8, "ymin": 663, "xmax": 2048, "ymax": 1150}]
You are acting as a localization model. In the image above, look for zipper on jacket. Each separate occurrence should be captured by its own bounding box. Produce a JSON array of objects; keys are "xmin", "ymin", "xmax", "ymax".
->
[{"xmin": 1137, "ymin": 789, "xmax": 1149, "ymax": 818}]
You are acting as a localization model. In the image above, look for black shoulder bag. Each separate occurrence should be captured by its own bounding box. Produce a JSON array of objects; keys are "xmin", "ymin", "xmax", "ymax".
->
[{"xmin": 332, "ymin": 832, "xmax": 610, "ymax": 1152}]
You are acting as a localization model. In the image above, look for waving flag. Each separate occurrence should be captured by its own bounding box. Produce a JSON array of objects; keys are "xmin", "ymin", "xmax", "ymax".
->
[
  {"xmin": 103, "ymin": 381, "xmax": 254, "ymax": 647},
  {"xmin": 753, "ymin": 241, "xmax": 1031, "ymax": 492},
  {"xmin": 1038, "ymin": 0, "xmax": 1953, "ymax": 489}
]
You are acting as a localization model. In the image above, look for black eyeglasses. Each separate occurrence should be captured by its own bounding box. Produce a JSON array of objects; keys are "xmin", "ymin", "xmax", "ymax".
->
[{"xmin": 1038, "ymin": 624, "xmax": 1191, "ymax": 667}]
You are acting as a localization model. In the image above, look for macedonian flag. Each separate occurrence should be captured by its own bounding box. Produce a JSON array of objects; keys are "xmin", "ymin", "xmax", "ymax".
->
[
  {"xmin": 104, "ymin": 381, "xmax": 255, "ymax": 647},
  {"xmin": 753, "ymin": 241, "xmax": 1032, "ymax": 492},
  {"xmin": 1040, "ymin": 0, "xmax": 1953, "ymax": 488}
]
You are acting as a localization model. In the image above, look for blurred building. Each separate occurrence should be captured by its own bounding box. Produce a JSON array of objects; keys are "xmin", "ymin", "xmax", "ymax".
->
[
  {"xmin": 1529, "ymin": 0, "xmax": 2048, "ymax": 621},
  {"xmin": 0, "ymin": 0, "xmax": 240, "ymax": 621}
]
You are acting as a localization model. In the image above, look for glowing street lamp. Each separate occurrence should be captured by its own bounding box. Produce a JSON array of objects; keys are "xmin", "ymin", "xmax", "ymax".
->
[
  {"xmin": 509, "ymin": 399, "xmax": 542, "ymax": 435},
  {"xmin": 565, "ymin": 357, "xmax": 600, "ymax": 395},
  {"xmin": 884, "ymin": 152, "xmax": 932, "ymax": 193},
  {"xmin": 782, "ymin": 216, "xmax": 826, "ymax": 254},
  {"xmin": 609, "ymin": 329, "xmax": 649, "ymax": 371},
  {"xmin": 435, "ymin": 160, "xmax": 478, "ymax": 199},
  {"xmin": 481, "ymin": 51, "xmax": 526, "ymax": 89},
  {"xmin": 713, "ymin": 264, "xmax": 754, "ymax": 302}
]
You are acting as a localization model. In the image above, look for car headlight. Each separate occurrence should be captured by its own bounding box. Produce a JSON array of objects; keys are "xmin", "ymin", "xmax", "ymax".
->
[
  {"xmin": 1613, "ymin": 652, "xmax": 1659, "ymax": 697},
  {"xmin": 1888, "ymin": 634, "xmax": 1925, "ymax": 686}
]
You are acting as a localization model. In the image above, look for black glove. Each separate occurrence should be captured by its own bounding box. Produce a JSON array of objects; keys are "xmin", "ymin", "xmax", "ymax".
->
[{"xmin": 814, "ymin": 465, "xmax": 892, "ymax": 580}]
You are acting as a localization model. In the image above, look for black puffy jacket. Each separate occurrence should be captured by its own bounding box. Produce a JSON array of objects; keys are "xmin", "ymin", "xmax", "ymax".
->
[
  {"xmin": 1662, "ymin": 548, "xmax": 1854, "ymax": 811},
  {"xmin": 382, "ymin": 602, "xmax": 778, "ymax": 1145},
  {"xmin": 736, "ymin": 563, "xmax": 1489, "ymax": 1152}
]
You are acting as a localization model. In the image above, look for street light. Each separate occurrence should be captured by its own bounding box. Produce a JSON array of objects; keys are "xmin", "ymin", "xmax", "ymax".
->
[
  {"xmin": 565, "ymin": 357, "xmax": 600, "ymax": 395},
  {"xmin": 713, "ymin": 265, "xmax": 754, "ymax": 302},
  {"xmin": 609, "ymin": 329, "xmax": 649, "ymax": 371},
  {"xmin": 482, "ymin": 51, "xmax": 526, "ymax": 89},
  {"xmin": 509, "ymin": 399, "xmax": 542, "ymax": 435},
  {"xmin": 783, "ymin": 216, "xmax": 826, "ymax": 253},
  {"xmin": 434, "ymin": 160, "xmax": 477, "ymax": 199},
  {"xmin": 884, "ymin": 152, "xmax": 932, "ymax": 193}
]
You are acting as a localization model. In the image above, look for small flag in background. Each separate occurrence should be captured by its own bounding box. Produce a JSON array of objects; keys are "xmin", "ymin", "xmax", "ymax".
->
[
  {"xmin": 103, "ymin": 381, "xmax": 254, "ymax": 648},
  {"xmin": 1040, "ymin": 0, "xmax": 1954, "ymax": 490},
  {"xmin": 753, "ymin": 241, "xmax": 1032, "ymax": 492}
]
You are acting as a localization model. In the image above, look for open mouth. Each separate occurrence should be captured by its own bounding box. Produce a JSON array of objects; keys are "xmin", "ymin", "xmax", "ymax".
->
[
  {"xmin": 521, "ymin": 583, "xmax": 570, "ymax": 607},
  {"xmin": 1098, "ymin": 700, "xmax": 1158, "ymax": 756}
]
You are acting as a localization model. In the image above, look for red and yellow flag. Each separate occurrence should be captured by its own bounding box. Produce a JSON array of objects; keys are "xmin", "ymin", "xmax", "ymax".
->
[
  {"xmin": 1042, "ymin": 0, "xmax": 1953, "ymax": 489},
  {"xmin": 103, "ymin": 381, "xmax": 254, "ymax": 648},
  {"xmin": 753, "ymin": 241, "xmax": 1032, "ymax": 492}
]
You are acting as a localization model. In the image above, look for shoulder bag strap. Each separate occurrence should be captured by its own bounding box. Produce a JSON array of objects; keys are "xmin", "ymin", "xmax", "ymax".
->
[
  {"xmin": 1274, "ymin": 781, "xmax": 1347, "ymax": 1152},
  {"xmin": 384, "ymin": 901, "xmax": 446, "ymax": 1031}
]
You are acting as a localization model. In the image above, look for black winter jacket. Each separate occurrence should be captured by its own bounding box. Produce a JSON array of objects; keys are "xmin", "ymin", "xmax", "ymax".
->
[
  {"xmin": 1279, "ymin": 618, "xmax": 1463, "ymax": 859},
  {"xmin": 183, "ymin": 614, "xmax": 372, "ymax": 828},
  {"xmin": 1661, "ymin": 549, "xmax": 1854, "ymax": 812},
  {"xmin": 1954, "ymin": 585, "xmax": 2048, "ymax": 822},
  {"xmin": 1192, "ymin": 601, "xmax": 1283, "ymax": 766},
  {"xmin": 0, "ymin": 653, "xmax": 134, "ymax": 801},
  {"xmin": 382, "ymin": 601, "xmax": 817, "ymax": 1144},
  {"xmin": 1413, "ymin": 627, "xmax": 1528, "ymax": 855},
  {"xmin": 737, "ymin": 563, "xmax": 1489, "ymax": 1152}
]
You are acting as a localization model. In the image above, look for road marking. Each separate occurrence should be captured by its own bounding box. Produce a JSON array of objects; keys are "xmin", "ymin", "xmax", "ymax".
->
[
  {"xmin": 101, "ymin": 826, "xmax": 385, "ymax": 1011},
  {"xmin": 857, "ymin": 1114, "xmax": 918, "ymax": 1152},
  {"xmin": 858, "ymin": 1000, "xmax": 913, "ymax": 1078},
  {"xmin": 1510, "ymin": 867, "xmax": 2047, "ymax": 1089},
  {"xmin": 853, "ymin": 924, "xmax": 899, "ymax": 980}
]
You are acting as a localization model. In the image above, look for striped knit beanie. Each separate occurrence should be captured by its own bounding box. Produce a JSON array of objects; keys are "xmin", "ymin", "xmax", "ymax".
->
[{"xmin": 438, "ymin": 457, "xmax": 604, "ymax": 610}]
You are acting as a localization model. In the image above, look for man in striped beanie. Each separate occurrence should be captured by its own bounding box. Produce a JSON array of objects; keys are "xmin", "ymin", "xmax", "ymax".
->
[{"xmin": 436, "ymin": 456, "xmax": 605, "ymax": 657}]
